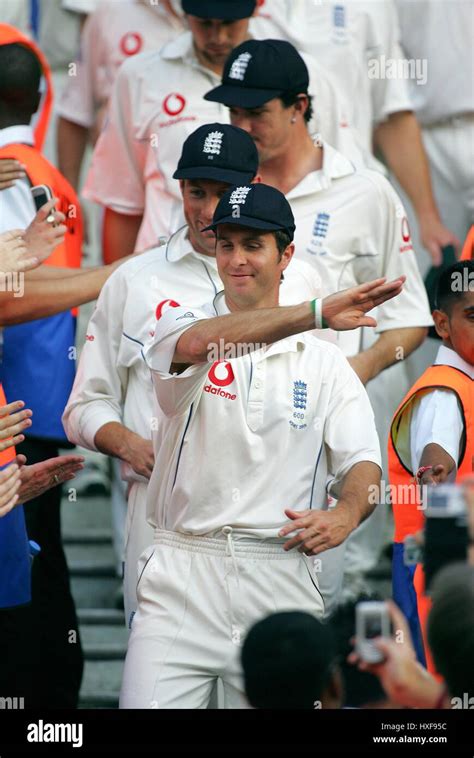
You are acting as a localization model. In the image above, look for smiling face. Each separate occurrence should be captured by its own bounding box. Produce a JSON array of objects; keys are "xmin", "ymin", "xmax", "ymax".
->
[
  {"xmin": 433, "ymin": 289, "xmax": 474, "ymax": 366},
  {"xmin": 181, "ymin": 179, "xmax": 231, "ymax": 257},
  {"xmin": 186, "ymin": 16, "xmax": 250, "ymax": 72},
  {"xmin": 215, "ymin": 224, "xmax": 294, "ymax": 309}
]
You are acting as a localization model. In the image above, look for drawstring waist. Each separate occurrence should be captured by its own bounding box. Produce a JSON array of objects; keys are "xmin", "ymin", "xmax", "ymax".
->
[{"xmin": 153, "ymin": 527, "xmax": 295, "ymax": 559}]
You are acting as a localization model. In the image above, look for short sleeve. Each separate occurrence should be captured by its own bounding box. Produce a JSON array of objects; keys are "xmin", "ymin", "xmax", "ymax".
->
[
  {"xmin": 143, "ymin": 305, "xmax": 211, "ymax": 417},
  {"xmin": 409, "ymin": 389, "xmax": 464, "ymax": 473}
]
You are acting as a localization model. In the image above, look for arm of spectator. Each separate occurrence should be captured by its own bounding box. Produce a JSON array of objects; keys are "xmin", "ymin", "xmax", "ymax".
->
[
  {"xmin": 374, "ymin": 112, "xmax": 460, "ymax": 264},
  {"xmin": 347, "ymin": 326, "xmax": 427, "ymax": 385},
  {"xmin": 57, "ymin": 118, "xmax": 89, "ymax": 192},
  {"xmin": 0, "ymin": 256, "xmax": 131, "ymax": 325},
  {"xmin": 0, "ymin": 159, "xmax": 26, "ymax": 190},
  {"xmin": 348, "ymin": 599, "xmax": 445, "ymax": 708},
  {"xmin": 14, "ymin": 453, "xmax": 85, "ymax": 505}
]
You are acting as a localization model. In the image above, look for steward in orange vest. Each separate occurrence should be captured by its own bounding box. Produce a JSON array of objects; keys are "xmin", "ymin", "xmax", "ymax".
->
[
  {"xmin": 0, "ymin": 26, "xmax": 82, "ymax": 441},
  {"xmin": 460, "ymin": 225, "xmax": 474, "ymax": 261},
  {"xmin": 388, "ymin": 261, "xmax": 473, "ymax": 674}
]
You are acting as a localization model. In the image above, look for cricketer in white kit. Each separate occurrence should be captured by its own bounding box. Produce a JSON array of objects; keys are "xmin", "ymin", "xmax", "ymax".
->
[{"xmin": 119, "ymin": 182, "xmax": 405, "ymax": 708}]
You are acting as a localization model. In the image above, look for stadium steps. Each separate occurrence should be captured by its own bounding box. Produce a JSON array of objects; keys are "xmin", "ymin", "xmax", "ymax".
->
[{"xmin": 62, "ymin": 494, "xmax": 125, "ymax": 709}]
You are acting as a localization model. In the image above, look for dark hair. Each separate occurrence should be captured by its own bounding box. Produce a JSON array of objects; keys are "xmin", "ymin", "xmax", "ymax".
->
[
  {"xmin": 241, "ymin": 611, "xmax": 337, "ymax": 709},
  {"xmin": 427, "ymin": 562, "xmax": 474, "ymax": 699},
  {"xmin": 435, "ymin": 260, "xmax": 474, "ymax": 314},
  {"xmin": 273, "ymin": 229, "xmax": 292, "ymax": 256},
  {"xmin": 0, "ymin": 43, "xmax": 41, "ymax": 121},
  {"xmin": 280, "ymin": 90, "xmax": 313, "ymax": 123},
  {"xmin": 329, "ymin": 594, "xmax": 388, "ymax": 708}
]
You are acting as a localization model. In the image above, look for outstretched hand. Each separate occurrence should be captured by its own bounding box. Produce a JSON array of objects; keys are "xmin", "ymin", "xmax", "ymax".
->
[
  {"xmin": 14, "ymin": 454, "xmax": 85, "ymax": 505},
  {"xmin": 321, "ymin": 276, "xmax": 405, "ymax": 331}
]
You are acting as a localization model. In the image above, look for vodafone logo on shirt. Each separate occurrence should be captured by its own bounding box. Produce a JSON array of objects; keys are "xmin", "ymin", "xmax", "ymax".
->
[
  {"xmin": 155, "ymin": 299, "xmax": 180, "ymax": 320},
  {"xmin": 163, "ymin": 93, "xmax": 186, "ymax": 117},
  {"xmin": 119, "ymin": 32, "xmax": 143, "ymax": 57},
  {"xmin": 205, "ymin": 361, "xmax": 237, "ymax": 400},
  {"xmin": 400, "ymin": 216, "xmax": 414, "ymax": 253}
]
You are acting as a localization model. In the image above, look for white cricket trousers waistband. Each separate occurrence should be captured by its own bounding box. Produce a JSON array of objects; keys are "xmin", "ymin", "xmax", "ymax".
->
[{"xmin": 120, "ymin": 527, "xmax": 325, "ymax": 709}]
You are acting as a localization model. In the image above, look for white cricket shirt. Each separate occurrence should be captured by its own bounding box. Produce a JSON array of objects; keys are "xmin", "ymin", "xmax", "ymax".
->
[
  {"xmin": 62, "ymin": 224, "xmax": 322, "ymax": 484},
  {"xmin": 57, "ymin": 0, "xmax": 185, "ymax": 130},
  {"xmin": 288, "ymin": 139, "xmax": 434, "ymax": 358},
  {"xmin": 143, "ymin": 293, "xmax": 382, "ymax": 537},
  {"xmin": 250, "ymin": 0, "xmax": 413, "ymax": 165},
  {"xmin": 396, "ymin": 0, "xmax": 474, "ymax": 124}
]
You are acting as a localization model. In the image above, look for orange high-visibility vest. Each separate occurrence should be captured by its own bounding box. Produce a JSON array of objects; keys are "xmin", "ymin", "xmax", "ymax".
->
[
  {"xmin": 0, "ymin": 24, "xmax": 53, "ymax": 151},
  {"xmin": 0, "ymin": 143, "xmax": 82, "ymax": 272},
  {"xmin": 388, "ymin": 364, "xmax": 473, "ymax": 674},
  {"xmin": 0, "ymin": 384, "xmax": 15, "ymax": 468},
  {"xmin": 460, "ymin": 226, "xmax": 474, "ymax": 261}
]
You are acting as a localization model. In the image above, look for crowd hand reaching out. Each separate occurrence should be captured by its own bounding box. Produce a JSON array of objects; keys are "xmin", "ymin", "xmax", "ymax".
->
[
  {"xmin": 0, "ymin": 158, "xmax": 26, "ymax": 190},
  {"xmin": 0, "ymin": 400, "xmax": 33, "ymax": 451},
  {"xmin": 24, "ymin": 199, "xmax": 67, "ymax": 265},
  {"xmin": 321, "ymin": 277, "xmax": 406, "ymax": 331},
  {"xmin": 0, "ymin": 230, "xmax": 41, "ymax": 274},
  {"xmin": 0, "ymin": 453, "xmax": 85, "ymax": 517},
  {"xmin": 347, "ymin": 600, "xmax": 444, "ymax": 708}
]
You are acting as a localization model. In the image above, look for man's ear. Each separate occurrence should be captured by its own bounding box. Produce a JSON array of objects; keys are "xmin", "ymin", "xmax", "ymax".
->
[
  {"xmin": 179, "ymin": 179, "xmax": 185, "ymax": 197},
  {"xmin": 280, "ymin": 241, "xmax": 295, "ymax": 271},
  {"xmin": 294, "ymin": 94, "xmax": 309, "ymax": 119},
  {"xmin": 432, "ymin": 308, "xmax": 450, "ymax": 340},
  {"xmin": 251, "ymin": 174, "xmax": 262, "ymax": 184}
]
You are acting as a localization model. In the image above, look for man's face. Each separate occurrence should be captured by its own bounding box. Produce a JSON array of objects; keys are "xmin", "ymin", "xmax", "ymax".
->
[
  {"xmin": 229, "ymin": 98, "xmax": 294, "ymax": 163},
  {"xmin": 215, "ymin": 224, "xmax": 294, "ymax": 308},
  {"xmin": 435, "ymin": 291, "xmax": 474, "ymax": 365},
  {"xmin": 186, "ymin": 16, "xmax": 250, "ymax": 69},
  {"xmin": 181, "ymin": 179, "xmax": 230, "ymax": 256}
]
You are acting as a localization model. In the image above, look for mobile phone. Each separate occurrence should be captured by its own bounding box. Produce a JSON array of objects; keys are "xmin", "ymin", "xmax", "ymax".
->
[
  {"xmin": 355, "ymin": 601, "xmax": 390, "ymax": 664},
  {"xmin": 31, "ymin": 184, "xmax": 55, "ymax": 220},
  {"xmin": 424, "ymin": 484, "xmax": 468, "ymax": 591}
]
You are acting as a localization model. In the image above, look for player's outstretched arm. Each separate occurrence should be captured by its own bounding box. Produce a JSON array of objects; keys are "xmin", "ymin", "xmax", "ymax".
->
[{"xmin": 173, "ymin": 277, "xmax": 405, "ymax": 365}]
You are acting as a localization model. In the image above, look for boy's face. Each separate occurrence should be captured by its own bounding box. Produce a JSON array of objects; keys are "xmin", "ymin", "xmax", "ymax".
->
[{"xmin": 433, "ymin": 290, "xmax": 474, "ymax": 365}]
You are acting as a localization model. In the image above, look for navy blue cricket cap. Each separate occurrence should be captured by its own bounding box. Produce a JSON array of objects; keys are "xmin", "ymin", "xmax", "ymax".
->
[
  {"xmin": 203, "ymin": 183, "xmax": 296, "ymax": 241},
  {"xmin": 182, "ymin": 0, "xmax": 257, "ymax": 20},
  {"xmin": 204, "ymin": 39, "xmax": 309, "ymax": 108},
  {"xmin": 173, "ymin": 123, "xmax": 258, "ymax": 184}
]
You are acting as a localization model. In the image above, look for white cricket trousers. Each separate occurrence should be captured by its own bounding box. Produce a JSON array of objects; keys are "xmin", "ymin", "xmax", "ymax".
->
[
  {"xmin": 123, "ymin": 481, "xmax": 154, "ymax": 629},
  {"xmin": 120, "ymin": 528, "xmax": 325, "ymax": 709}
]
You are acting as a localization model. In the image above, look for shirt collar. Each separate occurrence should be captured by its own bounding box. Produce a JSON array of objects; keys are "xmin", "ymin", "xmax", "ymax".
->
[
  {"xmin": 165, "ymin": 224, "xmax": 218, "ymax": 271},
  {"xmin": 435, "ymin": 344, "xmax": 474, "ymax": 379},
  {"xmin": 159, "ymin": 31, "xmax": 220, "ymax": 82},
  {"xmin": 286, "ymin": 137, "xmax": 355, "ymax": 200},
  {"xmin": 0, "ymin": 125, "xmax": 34, "ymax": 148}
]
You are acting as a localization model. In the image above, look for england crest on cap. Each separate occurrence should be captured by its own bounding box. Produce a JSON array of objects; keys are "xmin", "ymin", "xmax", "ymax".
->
[{"xmin": 228, "ymin": 52, "xmax": 252, "ymax": 81}]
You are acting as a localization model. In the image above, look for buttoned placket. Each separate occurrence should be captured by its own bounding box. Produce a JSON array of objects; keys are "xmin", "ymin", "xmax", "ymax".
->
[{"xmin": 246, "ymin": 352, "xmax": 266, "ymax": 432}]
